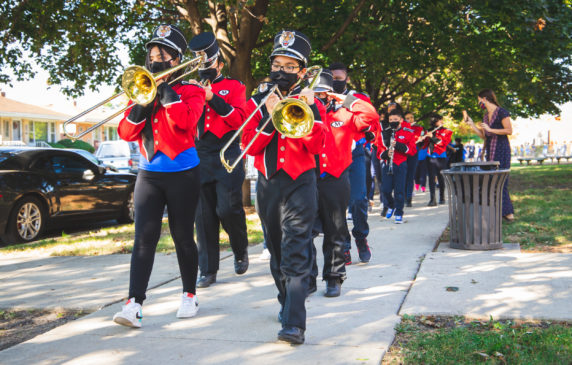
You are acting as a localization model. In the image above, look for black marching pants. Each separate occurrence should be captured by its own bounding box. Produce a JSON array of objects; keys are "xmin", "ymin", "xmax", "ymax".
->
[
  {"xmin": 195, "ymin": 148, "xmax": 248, "ymax": 276},
  {"xmin": 427, "ymin": 157, "xmax": 447, "ymax": 200},
  {"xmin": 311, "ymin": 170, "xmax": 350, "ymax": 282},
  {"xmin": 129, "ymin": 167, "xmax": 200, "ymax": 304},
  {"xmin": 257, "ymin": 170, "xmax": 317, "ymax": 330}
]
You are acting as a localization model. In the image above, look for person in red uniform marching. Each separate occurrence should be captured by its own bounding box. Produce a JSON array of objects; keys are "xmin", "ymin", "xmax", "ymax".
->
[
  {"xmin": 421, "ymin": 113, "xmax": 453, "ymax": 206},
  {"xmin": 187, "ymin": 32, "xmax": 249, "ymax": 288},
  {"xmin": 404, "ymin": 111, "xmax": 424, "ymax": 207},
  {"xmin": 310, "ymin": 69, "xmax": 379, "ymax": 297},
  {"xmin": 242, "ymin": 30, "xmax": 326, "ymax": 345},
  {"xmin": 329, "ymin": 62, "xmax": 376, "ymax": 265},
  {"xmin": 376, "ymin": 109, "xmax": 417, "ymax": 224},
  {"xmin": 113, "ymin": 25, "xmax": 205, "ymax": 328}
]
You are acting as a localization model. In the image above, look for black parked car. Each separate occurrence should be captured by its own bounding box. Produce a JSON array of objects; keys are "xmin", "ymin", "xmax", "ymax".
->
[{"xmin": 0, "ymin": 147, "xmax": 136, "ymax": 244}]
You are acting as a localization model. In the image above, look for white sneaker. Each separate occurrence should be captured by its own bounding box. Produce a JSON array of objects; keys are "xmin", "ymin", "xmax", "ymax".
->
[
  {"xmin": 113, "ymin": 298, "xmax": 142, "ymax": 328},
  {"xmin": 177, "ymin": 292, "xmax": 199, "ymax": 318},
  {"xmin": 259, "ymin": 248, "xmax": 271, "ymax": 260}
]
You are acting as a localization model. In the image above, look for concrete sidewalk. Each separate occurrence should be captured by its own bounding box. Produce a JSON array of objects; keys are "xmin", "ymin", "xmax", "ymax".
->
[
  {"xmin": 401, "ymin": 245, "xmax": 572, "ymax": 321},
  {"xmin": 0, "ymin": 192, "xmax": 449, "ymax": 365}
]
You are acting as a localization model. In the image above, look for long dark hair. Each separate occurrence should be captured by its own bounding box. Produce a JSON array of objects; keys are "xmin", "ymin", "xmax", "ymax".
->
[{"xmin": 478, "ymin": 89, "xmax": 500, "ymax": 107}]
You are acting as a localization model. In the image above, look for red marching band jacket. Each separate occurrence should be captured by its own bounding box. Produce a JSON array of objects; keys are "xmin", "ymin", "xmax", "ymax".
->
[
  {"xmin": 200, "ymin": 76, "xmax": 246, "ymax": 138},
  {"xmin": 118, "ymin": 83, "xmax": 206, "ymax": 160},
  {"xmin": 241, "ymin": 91, "xmax": 327, "ymax": 180},
  {"xmin": 421, "ymin": 127, "xmax": 453, "ymax": 155},
  {"xmin": 319, "ymin": 95, "xmax": 380, "ymax": 177},
  {"xmin": 409, "ymin": 123, "xmax": 424, "ymax": 143},
  {"xmin": 375, "ymin": 121, "xmax": 417, "ymax": 166}
]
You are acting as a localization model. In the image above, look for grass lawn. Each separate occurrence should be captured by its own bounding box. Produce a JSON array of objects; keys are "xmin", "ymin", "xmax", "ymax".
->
[
  {"xmin": 383, "ymin": 315, "xmax": 572, "ymax": 364},
  {"xmin": 0, "ymin": 207, "xmax": 263, "ymax": 256},
  {"xmin": 504, "ymin": 164, "xmax": 571, "ymax": 252}
]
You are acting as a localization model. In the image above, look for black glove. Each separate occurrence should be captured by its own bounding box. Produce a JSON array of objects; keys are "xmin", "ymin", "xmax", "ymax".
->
[
  {"xmin": 258, "ymin": 115, "xmax": 275, "ymax": 134},
  {"xmin": 380, "ymin": 150, "xmax": 390, "ymax": 160},
  {"xmin": 127, "ymin": 103, "xmax": 154, "ymax": 124},
  {"xmin": 156, "ymin": 82, "xmax": 180, "ymax": 106},
  {"xmin": 394, "ymin": 142, "xmax": 408, "ymax": 153},
  {"xmin": 365, "ymin": 131, "xmax": 375, "ymax": 142}
]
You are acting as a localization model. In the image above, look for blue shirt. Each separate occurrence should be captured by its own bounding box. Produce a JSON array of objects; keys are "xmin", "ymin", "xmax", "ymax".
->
[
  {"xmin": 418, "ymin": 147, "xmax": 428, "ymax": 161},
  {"xmin": 139, "ymin": 147, "xmax": 200, "ymax": 172}
]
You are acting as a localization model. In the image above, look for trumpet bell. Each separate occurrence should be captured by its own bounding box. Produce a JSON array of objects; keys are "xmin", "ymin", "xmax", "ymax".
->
[
  {"xmin": 272, "ymin": 98, "xmax": 314, "ymax": 138},
  {"xmin": 122, "ymin": 65, "xmax": 157, "ymax": 106}
]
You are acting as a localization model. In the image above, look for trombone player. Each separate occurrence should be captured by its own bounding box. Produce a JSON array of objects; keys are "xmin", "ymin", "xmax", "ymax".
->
[
  {"xmin": 113, "ymin": 24, "xmax": 205, "ymax": 328},
  {"xmin": 241, "ymin": 30, "xmax": 326, "ymax": 345},
  {"xmin": 187, "ymin": 32, "xmax": 249, "ymax": 288}
]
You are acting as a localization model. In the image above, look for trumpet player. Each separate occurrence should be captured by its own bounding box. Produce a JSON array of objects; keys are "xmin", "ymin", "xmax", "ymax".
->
[
  {"xmin": 187, "ymin": 32, "xmax": 249, "ymax": 288},
  {"xmin": 310, "ymin": 69, "xmax": 379, "ymax": 297},
  {"xmin": 375, "ymin": 109, "xmax": 417, "ymax": 224},
  {"xmin": 113, "ymin": 24, "xmax": 205, "ymax": 328},
  {"xmin": 241, "ymin": 30, "xmax": 326, "ymax": 345}
]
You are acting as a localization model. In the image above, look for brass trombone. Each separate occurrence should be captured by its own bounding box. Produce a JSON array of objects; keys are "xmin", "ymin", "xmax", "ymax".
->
[
  {"xmin": 63, "ymin": 54, "xmax": 205, "ymax": 140},
  {"xmin": 220, "ymin": 66, "xmax": 322, "ymax": 173}
]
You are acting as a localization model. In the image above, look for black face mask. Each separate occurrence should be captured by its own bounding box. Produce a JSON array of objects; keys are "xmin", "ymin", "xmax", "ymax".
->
[
  {"xmin": 270, "ymin": 71, "xmax": 299, "ymax": 92},
  {"xmin": 332, "ymin": 80, "xmax": 347, "ymax": 94},
  {"xmin": 389, "ymin": 122, "xmax": 400, "ymax": 130},
  {"xmin": 149, "ymin": 60, "xmax": 171, "ymax": 74},
  {"xmin": 199, "ymin": 68, "xmax": 218, "ymax": 83}
]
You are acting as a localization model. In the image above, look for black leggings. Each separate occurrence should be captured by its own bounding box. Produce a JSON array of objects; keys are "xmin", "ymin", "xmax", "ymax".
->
[{"xmin": 129, "ymin": 167, "xmax": 200, "ymax": 304}]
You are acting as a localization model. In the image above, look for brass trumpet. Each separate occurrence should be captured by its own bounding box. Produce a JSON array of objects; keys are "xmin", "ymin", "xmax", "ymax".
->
[
  {"xmin": 219, "ymin": 66, "xmax": 322, "ymax": 173},
  {"xmin": 63, "ymin": 54, "xmax": 205, "ymax": 140}
]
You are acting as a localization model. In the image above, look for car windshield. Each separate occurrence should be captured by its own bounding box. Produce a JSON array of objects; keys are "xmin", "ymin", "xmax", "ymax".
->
[{"xmin": 98, "ymin": 143, "xmax": 130, "ymax": 158}]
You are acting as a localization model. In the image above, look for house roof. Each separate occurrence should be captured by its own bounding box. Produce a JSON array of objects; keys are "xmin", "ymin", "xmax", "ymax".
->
[{"xmin": 0, "ymin": 94, "xmax": 69, "ymax": 121}]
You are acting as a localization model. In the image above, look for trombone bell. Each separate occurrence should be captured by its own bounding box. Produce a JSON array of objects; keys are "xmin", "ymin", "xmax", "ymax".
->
[
  {"xmin": 122, "ymin": 65, "xmax": 157, "ymax": 106},
  {"xmin": 272, "ymin": 99, "xmax": 314, "ymax": 138}
]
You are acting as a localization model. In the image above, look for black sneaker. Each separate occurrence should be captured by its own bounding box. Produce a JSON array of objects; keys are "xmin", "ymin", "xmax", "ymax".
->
[
  {"xmin": 406, "ymin": 200, "xmax": 412, "ymax": 207},
  {"xmin": 343, "ymin": 250, "xmax": 352, "ymax": 265},
  {"xmin": 234, "ymin": 252, "xmax": 249, "ymax": 275},
  {"xmin": 324, "ymin": 279, "xmax": 341, "ymax": 297},
  {"xmin": 196, "ymin": 273, "xmax": 216, "ymax": 288},
  {"xmin": 427, "ymin": 199, "xmax": 437, "ymax": 207},
  {"xmin": 439, "ymin": 198, "xmax": 446, "ymax": 205},
  {"xmin": 381, "ymin": 207, "xmax": 388, "ymax": 218},
  {"xmin": 357, "ymin": 240, "xmax": 372, "ymax": 263},
  {"xmin": 278, "ymin": 326, "xmax": 305, "ymax": 344}
]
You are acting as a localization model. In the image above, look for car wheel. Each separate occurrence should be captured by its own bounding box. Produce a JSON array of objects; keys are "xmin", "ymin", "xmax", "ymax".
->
[
  {"xmin": 7, "ymin": 196, "xmax": 46, "ymax": 244},
  {"xmin": 118, "ymin": 190, "xmax": 134, "ymax": 224}
]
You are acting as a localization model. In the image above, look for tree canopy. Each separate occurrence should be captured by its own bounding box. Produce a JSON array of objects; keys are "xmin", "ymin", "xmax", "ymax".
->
[{"xmin": 1, "ymin": 0, "xmax": 570, "ymax": 125}]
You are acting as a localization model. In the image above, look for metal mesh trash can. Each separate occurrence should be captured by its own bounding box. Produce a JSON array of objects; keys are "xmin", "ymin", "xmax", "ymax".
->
[{"xmin": 442, "ymin": 162, "xmax": 510, "ymax": 250}]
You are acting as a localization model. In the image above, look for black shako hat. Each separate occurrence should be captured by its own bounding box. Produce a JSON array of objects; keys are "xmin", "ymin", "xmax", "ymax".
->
[
  {"xmin": 313, "ymin": 69, "xmax": 333, "ymax": 92},
  {"xmin": 188, "ymin": 32, "xmax": 220, "ymax": 70},
  {"xmin": 270, "ymin": 30, "xmax": 311, "ymax": 66},
  {"xmin": 146, "ymin": 24, "xmax": 187, "ymax": 58}
]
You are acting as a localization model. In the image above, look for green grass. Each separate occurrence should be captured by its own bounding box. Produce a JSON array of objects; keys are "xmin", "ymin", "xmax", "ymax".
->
[
  {"xmin": 503, "ymin": 164, "xmax": 572, "ymax": 251},
  {"xmin": 0, "ymin": 209, "xmax": 263, "ymax": 256},
  {"xmin": 384, "ymin": 315, "xmax": 572, "ymax": 364}
]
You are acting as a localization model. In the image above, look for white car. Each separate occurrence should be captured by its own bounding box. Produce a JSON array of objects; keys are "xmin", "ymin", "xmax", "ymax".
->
[{"xmin": 95, "ymin": 141, "xmax": 139, "ymax": 174}]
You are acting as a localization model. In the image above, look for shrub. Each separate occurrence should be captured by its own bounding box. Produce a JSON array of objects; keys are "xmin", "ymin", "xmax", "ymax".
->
[{"xmin": 55, "ymin": 139, "xmax": 95, "ymax": 153}]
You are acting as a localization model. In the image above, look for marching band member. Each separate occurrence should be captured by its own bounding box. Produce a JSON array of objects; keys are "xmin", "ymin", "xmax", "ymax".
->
[
  {"xmin": 188, "ymin": 32, "xmax": 249, "ymax": 288},
  {"xmin": 242, "ymin": 30, "xmax": 326, "ymax": 345},
  {"xmin": 422, "ymin": 113, "xmax": 452, "ymax": 206},
  {"xmin": 329, "ymin": 62, "xmax": 375, "ymax": 265},
  {"xmin": 311, "ymin": 69, "xmax": 379, "ymax": 297},
  {"xmin": 404, "ymin": 111, "xmax": 424, "ymax": 207},
  {"xmin": 376, "ymin": 109, "xmax": 417, "ymax": 223},
  {"xmin": 114, "ymin": 25, "xmax": 205, "ymax": 328}
]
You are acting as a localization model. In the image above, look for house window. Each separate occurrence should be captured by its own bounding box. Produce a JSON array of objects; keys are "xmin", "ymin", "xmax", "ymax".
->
[
  {"xmin": 2, "ymin": 120, "xmax": 9, "ymax": 141},
  {"xmin": 49, "ymin": 122, "xmax": 56, "ymax": 142},
  {"xmin": 31, "ymin": 121, "xmax": 48, "ymax": 143}
]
